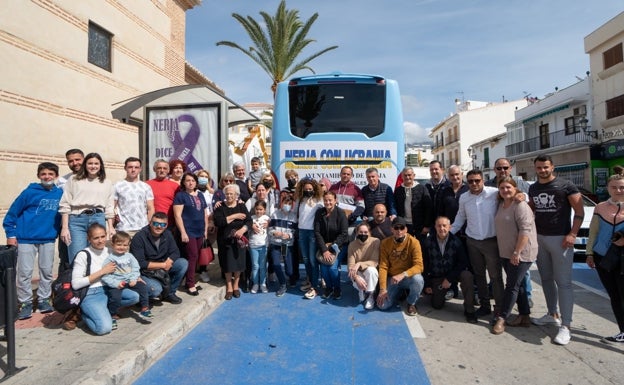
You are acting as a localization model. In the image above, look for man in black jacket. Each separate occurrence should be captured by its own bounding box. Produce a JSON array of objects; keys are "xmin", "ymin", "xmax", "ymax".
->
[
  {"xmin": 130, "ymin": 212, "xmax": 188, "ymax": 304},
  {"xmin": 423, "ymin": 216, "xmax": 477, "ymax": 323},
  {"xmin": 394, "ymin": 167, "xmax": 433, "ymax": 244}
]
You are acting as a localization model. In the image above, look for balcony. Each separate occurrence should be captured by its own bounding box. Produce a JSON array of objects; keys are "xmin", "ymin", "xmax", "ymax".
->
[{"xmin": 506, "ymin": 129, "xmax": 592, "ymax": 157}]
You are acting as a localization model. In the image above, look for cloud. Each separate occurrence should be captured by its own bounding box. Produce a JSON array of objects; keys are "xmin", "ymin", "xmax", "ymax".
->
[{"xmin": 404, "ymin": 121, "xmax": 431, "ymax": 145}]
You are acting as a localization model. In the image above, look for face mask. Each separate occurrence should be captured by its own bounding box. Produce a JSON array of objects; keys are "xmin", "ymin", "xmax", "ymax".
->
[
  {"xmin": 303, "ymin": 190, "xmax": 314, "ymax": 198},
  {"xmin": 262, "ymin": 181, "xmax": 273, "ymax": 189},
  {"xmin": 197, "ymin": 177, "xmax": 209, "ymax": 186},
  {"xmin": 282, "ymin": 204, "xmax": 292, "ymax": 212},
  {"xmin": 395, "ymin": 236, "xmax": 406, "ymax": 243},
  {"xmin": 41, "ymin": 179, "xmax": 55, "ymax": 187},
  {"xmin": 357, "ymin": 234, "xmax": 368, "ymax": 242},
  {"xmin": 288, "ymin": 179, "xmax": 296, "ymax": 188}
]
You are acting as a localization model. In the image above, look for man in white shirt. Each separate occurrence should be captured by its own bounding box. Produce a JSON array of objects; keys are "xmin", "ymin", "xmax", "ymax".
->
[
  {"xmin": 451, "ymin": 169, "xmax": 503, "ymax": 320},
  {"xmin": 114, "ymin": 157, "xmax": 155, "ymax": 237}
]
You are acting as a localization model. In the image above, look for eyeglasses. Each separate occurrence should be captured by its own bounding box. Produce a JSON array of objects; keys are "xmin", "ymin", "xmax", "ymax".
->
[
  {"xmin": 393, "ymin": 225, "xmax": 406, "ymax": 230},
  {"xmin": 151, "ymin": 221, "xmax": 167, "ymax": 228},
  {"xmin": 467, "ymin": 179, "xmax": 482, "ymax": 184},
  {"xmin": 495, "ymin": 166, "xmax": 510, "ymax": 171}
]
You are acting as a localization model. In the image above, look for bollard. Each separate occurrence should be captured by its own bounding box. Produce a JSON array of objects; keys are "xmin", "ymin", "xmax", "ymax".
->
[{"xmin": 0, "ymin": 245, "xmax": 22, "ymax": 380}]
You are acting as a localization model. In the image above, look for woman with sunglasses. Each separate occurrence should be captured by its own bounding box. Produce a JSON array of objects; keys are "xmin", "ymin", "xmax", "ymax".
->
[{"xmin": 211, "ymin": 173, "xmax": 236, "ymax": 207}]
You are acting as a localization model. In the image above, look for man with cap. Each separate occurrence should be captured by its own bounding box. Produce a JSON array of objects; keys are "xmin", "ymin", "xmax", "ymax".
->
[{"xmin": 377, "ymin": 216, "xmax": 424, "ymax": 316}]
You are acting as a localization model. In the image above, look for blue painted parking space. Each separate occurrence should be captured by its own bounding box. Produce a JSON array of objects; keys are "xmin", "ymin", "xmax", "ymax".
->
[
  {"xmin": 134, "ymin": 275, "xmax": 430, "ymax": 385},
  {"xmin": 572, "ymin": 262, "xmax": 606, "ymax": 295}
]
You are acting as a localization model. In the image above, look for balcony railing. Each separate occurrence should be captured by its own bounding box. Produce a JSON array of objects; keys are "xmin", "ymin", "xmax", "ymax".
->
[{"xmin": 506, "ymin": 129, "xmax": 592, "ymax": 157}]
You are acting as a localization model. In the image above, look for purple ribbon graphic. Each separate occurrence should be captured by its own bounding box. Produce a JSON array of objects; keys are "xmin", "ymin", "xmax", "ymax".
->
[{"xmin": 170, "ymin": 114, "xmax": 204, "ymax": 173}]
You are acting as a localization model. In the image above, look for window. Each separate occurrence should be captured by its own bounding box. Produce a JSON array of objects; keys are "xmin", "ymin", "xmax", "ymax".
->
[
  {"xmin": 483, "ymin": 148, "xmax": 489, "ymax": 169},
  {"xmin": 565, "ymin": 117, "xmax": 579, "ymax": 135},
  {"xmin": 539, "ymin": 123, "xmax": 550, "ymax": 149},
  {"xmin": 606, "ymin": 94, "xmax": 624, "ymax": 120},
  {"xmin": 603, "ymin": 43, "xmax": 623, "ymax": 70},
  {"xmin": 88, "ymin": 22, "xmax": 112, "ymax": 71}
]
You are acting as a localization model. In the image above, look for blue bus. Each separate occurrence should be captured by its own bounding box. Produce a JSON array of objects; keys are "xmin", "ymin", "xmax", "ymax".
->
[{"xmin": 271, "ymin": 72, "xmax": 405, "ymax": 188}]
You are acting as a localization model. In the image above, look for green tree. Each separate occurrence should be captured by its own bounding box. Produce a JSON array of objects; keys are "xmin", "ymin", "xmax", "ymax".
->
[{"xmin": 216, "ymin": 0, "xmax": 338, "ymax": 98}]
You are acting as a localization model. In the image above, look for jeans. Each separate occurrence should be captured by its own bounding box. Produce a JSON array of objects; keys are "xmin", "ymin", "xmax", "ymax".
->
[
  {"xmin": 141, "ymin": 258, "xmax": 188, "ymax": 299},
  {"xmin": 379, "ymin": 274, "xmax": 424, "ymax": 310},
  {"xmin": 320, "ymin": 247, "xmax": 342, "ymax": 291},
  {"xmin": 250, "ymin": 245, "xmax": 268, "ymax": 286},
  {"xmin": 68, "ymin": 212, "xmax": 105, "ymax": 264},
  {"xmin": 536, "ymin": 235, "xmax": 574, "ymax": 326},
  {"xmin": 106, "ymin": 281, "xmax": 149, "ymax": 315},
  {"xmin": 16, "ymin": 243, "xmax": 55, "ymax": 303},
  {"xmin": 500, "ymin": 259, "xmax": 532, "ymax": 319},
  {"xmin": 298, "ymin": 229, "xmax": 319, "ymax": 289},
  {"xmin": 269, "ymin": 245, "xmax": 293, "ymax": 286}
]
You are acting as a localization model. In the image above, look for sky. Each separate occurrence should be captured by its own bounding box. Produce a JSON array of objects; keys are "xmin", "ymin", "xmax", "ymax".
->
[{"xmin": 185, "ymin": 0, "xmax": 623, "ymax": 144}]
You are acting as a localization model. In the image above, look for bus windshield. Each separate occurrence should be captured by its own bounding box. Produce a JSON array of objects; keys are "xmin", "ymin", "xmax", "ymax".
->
[{"xmin": 289, "ymin": 82, "xmax": 386, "ymax": 138}]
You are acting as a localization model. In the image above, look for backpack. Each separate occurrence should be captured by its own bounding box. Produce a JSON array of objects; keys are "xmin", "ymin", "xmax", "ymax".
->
[{"xmin": 51, "ymin": 250, "xmax": 91, "ymax": 313}]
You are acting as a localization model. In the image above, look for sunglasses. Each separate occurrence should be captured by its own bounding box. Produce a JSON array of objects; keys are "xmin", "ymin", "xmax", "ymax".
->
[
  {"xmin": 224, "ymin": 179, "xmax": 234, "ymax": 182},
  {"xmin": 393, "ymin": 225, "xmax": 406, "ymax": 230},
  {"xmin": 151, "ymin": 221, "xmax": 167, "ymax": 228},
  {"xmin": 467, "ymin": 179, "xmax": 482, "ymax": 184},
  {"xmin": 495, "ymin": 166, "xmax": 510, "ymax": 171}
]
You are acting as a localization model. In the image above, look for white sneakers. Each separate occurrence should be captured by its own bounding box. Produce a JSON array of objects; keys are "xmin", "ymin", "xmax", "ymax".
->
[
  {"xmin": 199, "ymin": 271, "xmax": 211, "ymax": 283},
  {"xmin": 250, "ymin": 284, "xmax": 259, "ymax": 294},
  {"xmin": 261, "ymin": 284, "xmax": 268, "ymax": 293},
  {"xmin": 531, "ymin": 313, "xmax": 562, "ymax": 327},
  {"xmin": 364, "ymin": 294, "xmax": 375, "ymax": 310},
  {"xmin": 554, "ymin": 326, "xmax": 571, "ymax": 345}
]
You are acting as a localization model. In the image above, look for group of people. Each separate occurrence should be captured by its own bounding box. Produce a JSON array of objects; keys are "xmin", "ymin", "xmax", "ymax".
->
[{"xmin": 4, "ymin": 150, "xmax": 624, "ymax": 346}]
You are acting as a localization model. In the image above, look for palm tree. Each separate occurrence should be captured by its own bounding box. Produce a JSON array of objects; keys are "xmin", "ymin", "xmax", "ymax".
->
[{"xmin": 216, "ymin": 1, "xmax": 338, "ymax": 98}]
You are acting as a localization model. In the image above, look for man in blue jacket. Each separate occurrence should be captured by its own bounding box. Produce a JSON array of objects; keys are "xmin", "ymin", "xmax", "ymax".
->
[{"xmin": 3, "ymin": 162, "xmax": 62, "ymax": 319}]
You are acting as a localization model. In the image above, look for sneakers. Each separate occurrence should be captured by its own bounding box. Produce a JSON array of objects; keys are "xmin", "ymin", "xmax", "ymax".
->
[
  {"xmin": 604, "ymin": 332, "xmax": 624, "ymax": 343},
  {"xmin": 321, "ymin": 288, "xmax": 332, "ymax": 299},
  {"xmin": 250, "ymin": 284, "xmax": 259, "ymax": 294},
  {"xmin": 111, "ymin": 319, "xmax": 118, "ymax": 330},
  {"xmin": 364, "ymin": 294, "xmax": 375, "ymax": 310},
  {"xmin": 405, "ymin": 303, "xmax": 418, "ymax": 317},
  {"xmin": 554, "ymin": 326, "xmax": 571, "ymax": 345},
  {"xmin": 475, "ymin": 304, "xmax": 492, "ymax": 317},
  {"xmin": 261, "ymin": 284, "xmax": 268, "ymax": 294},
  {"xmin": 139, "ymin": 309, "xmax": 154, "ymax": 323},
  {"xmin": 303, "ymin": 288, "xmax": 317, "ymax": 300},
  {"xmin": 300, "ymin": 281, "xmax": 312, "ymax": 292},
  {"xmin": 38, "ymin": 298, "xmax": 54, "ymax": 314},
  {"xmin": 18, "ymin": 302, "xmax": 33, "ymax": 320},
  {"xmin": 532, "ymin": 313, "xmax": 562, "ymax": 327},
  {"xmin": 276, "ymin": 285, "xmax": 287, "ymax": 297},
  {"xmin": 332, "ymin": 288, "xmax": 342, "ymax": 300},
  {"xmin": 200, "ymin": 271, "xmax": 211, "ymax": 283}
]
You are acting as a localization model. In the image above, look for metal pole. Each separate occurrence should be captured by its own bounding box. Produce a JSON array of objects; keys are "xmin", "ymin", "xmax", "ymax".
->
[{"xmin": 4, "ymin": 267, "xmax": 17, "ymax": 376}]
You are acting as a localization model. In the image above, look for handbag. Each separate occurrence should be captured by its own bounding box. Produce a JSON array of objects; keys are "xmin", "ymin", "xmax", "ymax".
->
[
  {"xmin": 600, "ymin": 243, "xmax": 623, "ymax": 272},
  {"xmin": 199, "ymin": 239, "xmax": 215, "ymax": 266},
  {"xmin": 315, "ymin": 246, "xmax": 338, "ymax": 266}
]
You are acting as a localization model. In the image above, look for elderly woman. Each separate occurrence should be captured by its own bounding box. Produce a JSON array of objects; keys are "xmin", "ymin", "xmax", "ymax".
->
[
  {"xmin": 173, "ymin": 172, "xmax": 208, "ymax": 296},
  {"xmin": 586, "ymin": 168, "xmax": 624, "ymax": 343},
  {"xmin": 492, "ymin": 177, "xmax": 538, "ymax": 335},
  {"xmin": 168, "ymin": 160, "xmax": 186, "ymax": 184},
  {"xmin": 213, "ymin": 184, "xmax": 252, "ymax": 300},
  {"xmin": 314, "ymin": 191, "xmax": 349, "ymax": 300},
  {"xmin": 211, "ymin": 172, "xmax": 236, "ymax": 207},
  {"xmin": 348, "ymin": 222, "xmax": 379, "ymax": 310}
]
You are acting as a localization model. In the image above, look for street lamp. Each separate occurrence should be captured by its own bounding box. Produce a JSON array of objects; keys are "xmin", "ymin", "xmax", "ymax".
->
[{"xmin": 579, "ymin": 118, "xmax": 598, "ymax": 138}]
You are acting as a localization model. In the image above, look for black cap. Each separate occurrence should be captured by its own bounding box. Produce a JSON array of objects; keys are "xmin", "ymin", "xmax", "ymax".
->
[{"xmin": 392, "ymin": 217, "xmax": 407, "ymax": 226}]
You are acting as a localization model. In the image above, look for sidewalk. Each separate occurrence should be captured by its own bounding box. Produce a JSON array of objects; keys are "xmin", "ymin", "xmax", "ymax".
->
[{"xmin": 1, "ymin": 264, "xmax": 623, "ymax": 385}]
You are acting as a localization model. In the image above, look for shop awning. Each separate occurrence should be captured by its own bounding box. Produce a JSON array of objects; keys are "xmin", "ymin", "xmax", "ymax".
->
[
  {"xmin": 521, "ymin": 103, "xmax": 570, "ymax": 124},
  {"xmin": 554, "ymin": 162, "xmax": 588, "ymax": 172},
  {"xmin": 111, "ymin": 84, "xmax": 259, "ymax": 127}
]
